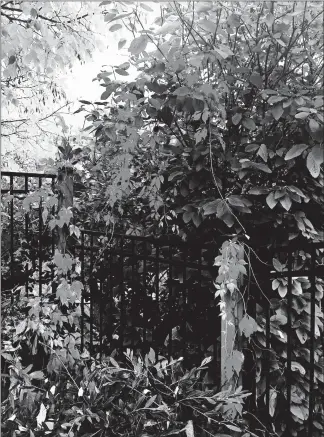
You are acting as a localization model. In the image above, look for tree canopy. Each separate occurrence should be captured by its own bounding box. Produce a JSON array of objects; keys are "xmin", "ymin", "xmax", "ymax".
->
[{"xmin": 72, "ymin": 1, "xmax": 324, "ymax": 247}]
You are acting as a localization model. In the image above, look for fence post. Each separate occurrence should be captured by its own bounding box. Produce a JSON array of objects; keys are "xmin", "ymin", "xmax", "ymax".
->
[
  {"xmin": 221, "ymin": 244, "xmax": 244, "ymax": 390},
  {"xmin": 57, "ymin": 166, "xmax": 73, "ymax": 254}
]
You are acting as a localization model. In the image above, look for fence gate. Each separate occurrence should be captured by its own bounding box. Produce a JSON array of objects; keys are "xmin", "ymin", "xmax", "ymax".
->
[{"xmin": 245, "ymin": 241, "xmax": 324, "ymax": 437}]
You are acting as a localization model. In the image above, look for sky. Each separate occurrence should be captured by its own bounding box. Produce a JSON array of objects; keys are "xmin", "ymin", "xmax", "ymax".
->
[{"xmin": 2, "ymin": 1, "xmax": 160, "ymax": 169}]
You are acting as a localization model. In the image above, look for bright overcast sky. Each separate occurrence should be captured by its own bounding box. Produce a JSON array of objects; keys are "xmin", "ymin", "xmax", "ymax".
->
[{"xmin": 2, "ymin": 2, "xmax": 159, "ymax": 168}]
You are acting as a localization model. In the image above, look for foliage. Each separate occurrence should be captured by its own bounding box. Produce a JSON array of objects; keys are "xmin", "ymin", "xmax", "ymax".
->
[
  {"xmin": 2, "ymin": 343, "xmax": 253, "ymax": 437},
  {"xmin": 251, "ymin": 252, "xmax": 324, "ymax": 436},
  {"xmin": 73, "ymin": 1, "xmax": 323, "ymax": 245},
  {"xmin": 1, "ymin": 1, "xmax": 101, "ymax": 155},
  {"xmin": 68, "ymin": 2, "xmax": 324, "ymax": 435}
]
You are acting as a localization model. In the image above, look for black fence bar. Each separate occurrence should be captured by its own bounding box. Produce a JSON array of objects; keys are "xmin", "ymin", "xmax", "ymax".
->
[
  {"xmin": 265, "ymin": 294, "xmax": 271, "ymax": 437},
  {"xmin": 89, "ymin": 234, "xmax": 94, "ymax": 356},
  {"xmin": 182, "ymin": 247, "xmax": 187, "ymax": 361},
  {"xmin": 286, "ymin": 249, "xmax": 293, "ymax": 433},
  {"xmin": 119, "ymin": 236, "xmax": 125, "ymax": 352},
  {"xmin": 168, "ymin": 244, "xmax": 173, "ymax": 359},
  {"xmin": 10, "ymin": 174, "xmax": 14, "ymax": 303},
  {"xmin": 38, "ymin": 177, "xmax": 42, "ymax": 296},
  {"xmin": 73, "ymin": 244, "xmax": 216, "ymax": 272},
  {"xmin": 80, "ymin": 231, "xmax": 85, "ymax": 352},
  {"xmin": 99, "ymin": 280, "xmax": 103, "ymax": 362},
  {"xmin": 308, "ymin": 245, "xmax": 316, "ymax": 436}
]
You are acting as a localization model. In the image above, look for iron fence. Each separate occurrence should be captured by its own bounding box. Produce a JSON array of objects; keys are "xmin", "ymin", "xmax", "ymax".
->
[
  {"xmin": 74, "ymin": 230, "xmax": 227, "ymax": 382},
  {"xmin": 1, "ymin": 171, "xmax": 56, "ymax": 299},
  {"xmin": 246, "ymin": 241, "xmax": 324, "ymax": 437}
]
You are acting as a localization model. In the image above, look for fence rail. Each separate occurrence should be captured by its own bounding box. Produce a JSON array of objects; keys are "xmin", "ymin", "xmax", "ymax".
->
[
  {"xmin": 1, "ymin": 171, "xmax": 323, "ymax": 436},
  {"xmin": 1, "ymin": 171, "xmax": 56, "ymax": 297},
  {"xmin": 75, "ymin": 229, "xmax": 226, "ymax": 382}
]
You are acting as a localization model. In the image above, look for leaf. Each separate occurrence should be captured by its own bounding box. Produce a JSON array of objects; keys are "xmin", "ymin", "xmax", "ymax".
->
[
  {"xmin": 155, "ymin": 21, "xmax": 180, "ymax": 35},
  {"xmin": 225, "ymin": 424, "xmax": 242, "ymax": 432},
  {"xmin": 29, "ymin": 370, "xmax": 44, "ymax": 380},
  {"xmin": 45, "ymin": 422, "xmax": 54, "ymax": 431},
  {"xmin": 249, "ymin": 72, "xmax": 263, "ymax": 88},
  {"xmin": 227, "ymin": 195, "xmax": 245, "ymax": 207},
  {"xmin": 107, "ymin": 12, "xmax": 132, "ymax": 23},
  {"xmin": 16, "ymin": 320, "xmax": 27, "ymax": 335},
  {"xmin": 296, "ymin": 328, "xmax": 308, "ymax": 344},
  {"xmin": 278, "ymin": 285, "xmax": 287, "ymax": 297},
  {"xmin": 266, "ymin": 192, "xmax": 277, "ymax": 209},
  {"xmin": 272, "ymin": 104, "xmax": 284, "ymax": 120},
  {"xmin": 291, "ymin": 361, "xmax": 306, "ymax": 375},
  {"xmin": 204, "ymin": 200, "xmax": 221, "ymax": 215},
  {"xmin": 290, "ymin": 405, "xmax": 304, "ymax": 421},
  {"xmin": 257, "ymin": 144, "xmax": 268, "ymax": 162},
  {"xmin": 109, "ymin": 24, "xmax": 122, "ymax": 32},
  {"xmin": 273, "ymin": 258, "xmax": 284, "ymax": 272},
  {"xmin": 242, "ymin": 118, "xmax": 256, "ymax": 131},
  {"xmin": 280, "ymin": 195, "xmax": 292, "ymax": 211},
  {"xmin": 185, "ymin": 420, "xmax": 194, "ymax": 437},
  {"xmin": 115, "ymin": 68, "xmax": 129, "ymax": 76},
  {"xmin": 309, "ymin": 118, "xmax": 320, "ymax": 132},
  {"xmin": 145, "ymin": 395, "xmax": 157, "ymax": 408},
  {"xmin": 310, "ymin": 145, "xmax": 324, "ymax": 164},
  {"xmin": 118, "ymin": 39, "xmax": 127, "ymax": 50},
  {"xmin": 128, "ymin": 35, "xmax": 148, "ymax": 55},
  {"xmin": 183, "ymin": 211, "xmax": 193, "ymax": 223},
  {"xmin": 232, "ymin": 113, "xmax": 242, "ymax": 125},
  {"xmin": 36, "ymin": 403, "xmax": 47, "ymax": 427},
  {"xmin": 269, "ymin": 389, "xmax": 277, "ymax": 417},
  {"xmin": 306, "ymin": 151, "xmax": 321, "ymax": 178},
  {"xmin": 268, "ymin": 96, "xmax": 285, "ymax": 104},
  {"xmin": 173, "ymin": 86, "xmax": 191, "ymax": 97},
  {"xmin": 295, "ymin": 112, "xmax": 309, "ymax": 119},
  {"xmin": 284, "ymin": 144, "xmax": 308, "ymax": 160},
  {"xmin": 248, "ymin": 187, "xmax": 269, "ymax": 195},
  {"xmin": 140, "ymin": 3, "xmax": 153, "ymax": 11},
  {"xmin": 239, "ymin": 314, "xmax": 258, "ymax": 338}
]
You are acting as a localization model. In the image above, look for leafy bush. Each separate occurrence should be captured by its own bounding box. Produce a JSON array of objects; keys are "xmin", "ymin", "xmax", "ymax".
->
[{"xmin": 2, "ymin": 346, "xmax": 254, "ymax": 437}]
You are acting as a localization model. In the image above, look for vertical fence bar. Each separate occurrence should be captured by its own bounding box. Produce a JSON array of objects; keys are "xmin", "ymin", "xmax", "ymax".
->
[
  {"xmin": 24, "ymin": 176, "xmax": 29, "ymax": 297},
  {"xmin": 143, "ymin": 241, "xmax": 147, "ymax": 347},
  {"xmin": 131, "ymin": 239, "xmax": 136, "ymax": 350},
  {"xmin": 308, "ymin": 245, "xmax": 316, "ymax": 437},
  {"xmin": 119, "ymin": 236, "xmax": 125, "ymax": 352},
  {"xmin": 155, "ymin": 243, "xmax": 160, "ymax": 357},
  {"xmin": 80, "ymin": 231, "xmax": 85, "ymax": 353},
  {"xmin": 286, "ymin": 249, "xmax": 293, "ymax": 433},
  {"xmin": 109, "ymin": 249, "xmax": 114, "ymax": 352},
  {"xmin": 182, "ymin": 247, "xmax": 187, "ymax": 362},
  {"xmin": 265, "ymin": 294, "xmax": 271, "ymax": 437},
  {"xmin": 89, "ymin": 234, "xmax": 94, "ymax": 356},
  {"xmin": 99, "ymin": 279, "xmax": 103, "ymax": 362},
  {"xmin": 10, "ymin": 175, "xmax": 14, "ymax": 303},
  {"xmin": 168, "ymin": 244, "xmax": 173, "ymax": 359},
  {"xmin": 38, "ymin": 177, "xmax": 43, "ymax": 296}
]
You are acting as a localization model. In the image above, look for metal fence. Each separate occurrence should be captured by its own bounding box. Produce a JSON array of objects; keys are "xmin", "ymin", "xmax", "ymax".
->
[
  {"xmin": 245, "ymin": 240, "xmax": 324, "ymax": 437},
  {"xmin": 1, "ymin": 171, "xmax": 56, "ymax": 299},
  {"xmin": 74, "ymin": 230, "xmax": 226, "ymax": 381}
]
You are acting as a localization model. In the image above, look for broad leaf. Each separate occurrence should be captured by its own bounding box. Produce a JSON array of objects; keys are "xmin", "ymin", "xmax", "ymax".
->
[
  {"xmin": 284, "ymin": 144, "xmax": 308, "ymax": 160},
  {"xmin": 242, "ymin": 117, "xmax": 256, "ymax": 131},
  {"xmin": 306, "ymin": 151, "xmax": 321, "ymax": 178},
  {"xmin": 232, "ymin": 113, "xmax": 242, "ymax": 125},
  {"xmin": 109, "ymin": 24, "xmax": 122, "ymax": 32},
  {"xmin": 128, "ymin": 35, "xmax": 148, "ymax": 55}
]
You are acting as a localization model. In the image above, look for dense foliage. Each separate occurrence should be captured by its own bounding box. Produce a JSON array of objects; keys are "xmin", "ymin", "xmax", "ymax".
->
[{"xmin": 2, "ymin": 2, "xmax": 324, "ymax": 437}]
